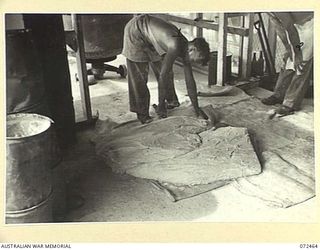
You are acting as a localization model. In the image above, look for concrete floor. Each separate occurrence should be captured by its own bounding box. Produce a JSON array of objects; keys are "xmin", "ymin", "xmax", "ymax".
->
[{"xmin": 61, "ymin": 54, "xmax": 316, "ymax": 223}]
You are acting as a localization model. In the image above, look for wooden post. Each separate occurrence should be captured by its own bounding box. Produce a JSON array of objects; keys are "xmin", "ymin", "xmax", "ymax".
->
[
  {"xmin": 240, "ymin": 13, "xmax": 254, "ymax": 79},
  {"xmin": 267, "ymin": 15, "xmax": 277, "ymax": 66},
  {"xmin": 23, "ymin": 14, "xmax": 76, "ymax": 149},
  {"xmin": 72, "ymin": 14, "xmax": 93, "ymax": 121},
  {"xmin": 196, "ymin": 13, "xmax": 203, "ymax": 37},
  {"xmin": 216, "ymin": 13, "xmax": 227, "ymax": 86},
  {"xmin": 238, "ymin": 15, "xmax": 245, "ymax": 77}
]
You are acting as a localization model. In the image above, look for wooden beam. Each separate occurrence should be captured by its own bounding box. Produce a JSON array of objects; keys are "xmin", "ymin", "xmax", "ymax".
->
[
  {"xmin": 196, "ymin": 13, "xmax": 203, "ymax": 37},
  {"xmin": 154, "ymin": 14, "xmax": 218, "ymax": 29},
  {"xmin": 267, "ymin": 15, "xmax": 277, "ymax": 67},
  {"xmin": 23, "ymin": 14, "xmax": 77, "ymax": 148},
  {"xmin": 227, "ymin": 25, "xmax": 249, "ymax": 36},
  {"xmin": 238, "ymin": 15, "xmax": 245, "ymax": 77},
  {"xmin": 72, "ymin": 14, "xmax": 93, "ymax": 121},
  {"xmin": 217, "ymin": 13, "xmax": 228, "ymax": 86},
  {"xmin": 153, "ymin": 14, "xmax": 249, "ymax": 36},
  {"xmin": 257, "ymin": 13, "xmax": 276, "ymax": 76},
  {"xmin": 226, "ymin": 13, "xmax": 248, "ymax": 18},
  {"xmin": 240, "ymin": 13, "xmax": 254, "ymax": 79}
]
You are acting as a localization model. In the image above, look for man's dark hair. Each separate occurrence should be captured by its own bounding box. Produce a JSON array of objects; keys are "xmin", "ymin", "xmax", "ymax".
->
[{"xmin": 192, "ymin": 37, "xmax": 210, "ymax": 66}]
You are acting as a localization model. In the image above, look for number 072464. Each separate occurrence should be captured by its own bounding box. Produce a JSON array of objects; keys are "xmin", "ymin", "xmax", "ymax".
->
[{"xmin": 300, "ymin": 244, "xmax": 318, "ymax": 248}]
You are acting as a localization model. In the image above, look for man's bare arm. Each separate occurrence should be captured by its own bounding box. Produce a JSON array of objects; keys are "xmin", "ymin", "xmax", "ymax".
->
[
  {"xmin": 183, "ymin": 62, "xmax": 199, "ymax": 112},
  {"xmin": 269, "ymin": 14, "xmax": 292, "ymax": 56},
  {"xmin": 273, "ymin": 12, "xmax": 303, "ymax": 68},
  {"xmin": 182, "ymin": 61, "xmax": 208, "ymax": 119}
]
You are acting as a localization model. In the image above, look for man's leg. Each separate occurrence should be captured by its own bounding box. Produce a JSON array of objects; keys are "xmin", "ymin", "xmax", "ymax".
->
[
  {"xmin": 282, "ymin": 60, "xmax": 313, "ymax": 110},
  {"xmin": 261, "ymin": 68, "xmax": 295, "ymax": 105},
  {"xmin": 150, "ymin": 60, "xmax": 180, "ymax": 109},
  {"xmin": 126, "ymin": 58, "xmax": 152, "ymax": 123}
]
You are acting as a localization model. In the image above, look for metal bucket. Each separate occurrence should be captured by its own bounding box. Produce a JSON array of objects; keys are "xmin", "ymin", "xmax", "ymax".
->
[
  {"xmin": 6, "ymin": 29, "xmax": 47, "ymax": 115},
  {"xmin": 6, "ymin": 113, "xmax": 54, "ymax": 223},
  {"xmin": 6, "ymin": 28, "xmax": 61, "ymax": 167},
  {"xmin": 6, "ymin": 192, "xmax": 53, "ymax": 224}
]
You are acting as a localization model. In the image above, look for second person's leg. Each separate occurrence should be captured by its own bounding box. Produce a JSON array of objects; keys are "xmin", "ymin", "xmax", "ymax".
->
[
  {"xmin": 261, "ymin": 68, "xmax": 295, "ymax": 105},
  {"xmin": 280, "ymin": 59, "xmax": 313, "ymax": 112}
]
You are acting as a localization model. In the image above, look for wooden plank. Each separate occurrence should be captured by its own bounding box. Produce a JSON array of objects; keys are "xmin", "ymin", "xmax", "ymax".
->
[
  {"xmin": 216, "ymin": 13, "xmax": 228, "ymax": 86},
  {"xmin": 153, "ymin": 14, "xmax": 249, "ymax": 36},
  {"xmin": 72, "ymin": 14, "xmax": 93, "ymax": 121},
  {"xmin": 226, "ymin": 13, "xmax": 248, "ymax": 18},
  {"xmin": 154, "ymin": 14, "xmax": 218, "ymax": 29},
  {"xmin": 238, "ymin": 15, "xmax": 245, "ymax": 77},
  {"xmin": 234, "ymin": 79, "xmax": 260, "ymax": 90},
  {"xmin": 227, "ymin": 25, "xmax": 249, "ymax": 36},
  {"xmin": 240, "ymin": 13, "xmax": 254, "ymax": 79}
]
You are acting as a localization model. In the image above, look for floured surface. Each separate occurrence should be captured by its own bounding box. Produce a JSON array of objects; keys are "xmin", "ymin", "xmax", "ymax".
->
[
  {"xmin": 125, "ymin": 126, "xmax": 261, "ymax": 185},
  {"xmin": 233, "ymin": 151, "xmax": 315, "ymax": 208},
  {"xmin": 92, "ymin": 84, "xmax": 315, "ymax": 208},
  {"xmin": 95, "ymin": 115, "xmax": 261, "ymax": 186},
  {"xmin": 209, "ymin": 96, "xmax": 315, "ymax": 208},
  {"xmin": 65, "ymin": 51, "xmax": 316, "ymax": 222},
  {"xmin": 95, "ymin": 116, "xmax": 207, "ymax": 172}
]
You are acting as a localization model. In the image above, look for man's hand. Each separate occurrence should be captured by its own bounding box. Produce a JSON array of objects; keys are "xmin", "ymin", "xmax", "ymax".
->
[
  {"xmin": 292, "ymin": 50, "xmax": 305, "ymax": 75},
  {"xmin": 293, "ymin": 51, "xmax": 303, "ymax": 70}
]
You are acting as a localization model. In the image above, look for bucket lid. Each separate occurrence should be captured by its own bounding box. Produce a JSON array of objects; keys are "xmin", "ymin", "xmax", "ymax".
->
[{"xmin": 6, "ymin": 113, "xmax": 53, "ymax": 139}]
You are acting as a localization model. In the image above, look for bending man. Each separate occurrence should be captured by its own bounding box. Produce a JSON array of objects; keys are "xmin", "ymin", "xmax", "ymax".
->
[{"xmin": 122, "ymin": 14, "xmax": 210, "ymax": 124}]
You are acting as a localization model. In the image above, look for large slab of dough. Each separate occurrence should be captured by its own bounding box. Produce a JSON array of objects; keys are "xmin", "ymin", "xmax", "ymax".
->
[{"xmin": 95, "ymin": 116, "xmax": 261, "ymax": 186}]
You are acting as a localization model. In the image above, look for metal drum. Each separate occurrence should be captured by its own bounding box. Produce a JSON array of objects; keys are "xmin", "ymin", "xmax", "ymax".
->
[
  {"xmin": 6, "ymin": 29, "xmax": 48, "ymax": 115},
  {"xmin": 81, "ymin": 14, "xmax": 132, "ymax": 79},
  {"xmin": 63, "ymin": 14, "xmax": 132, "ymax": 79},
  {"xmin": 6, "ymin": 29, "xmax": 65, "ymax": 222},
  {"xmin": 81, "ymin": 14, "xmax": 133, "ymax": 60},
  {"xmin": 6, "ymin": 113, "xmax": 54, "ymax": 223},
  {"xmin": 6, "ymin": 195, "xmax": 53, "ymax": 224}
]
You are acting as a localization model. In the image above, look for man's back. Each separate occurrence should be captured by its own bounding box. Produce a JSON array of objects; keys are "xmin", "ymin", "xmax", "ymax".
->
[{"xmin": 122, "ymin": 14, "xmax": 187, "ymax": 63}]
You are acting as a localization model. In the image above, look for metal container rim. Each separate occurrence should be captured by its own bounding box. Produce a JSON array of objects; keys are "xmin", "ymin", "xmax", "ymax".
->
[
  {"xmin": 6, "ymin": 189, "xmax": 53, "ymax": 215},
  {"xmin": 6, "ymin": 113, "xmax": 54, "ymax": 140}
]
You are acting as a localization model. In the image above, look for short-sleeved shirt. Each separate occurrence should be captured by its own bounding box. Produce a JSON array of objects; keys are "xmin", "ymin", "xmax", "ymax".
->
[{"xmin": 122, "ymin": 14, "xmax": 167, "ymax": 62}]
